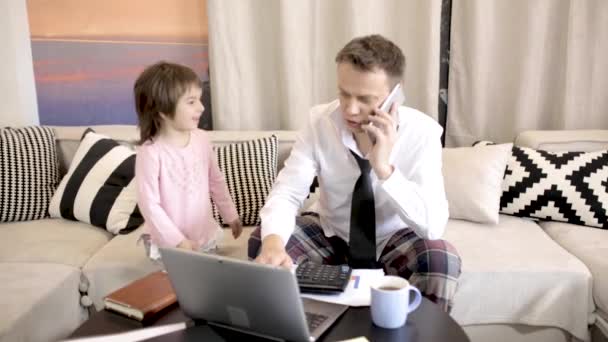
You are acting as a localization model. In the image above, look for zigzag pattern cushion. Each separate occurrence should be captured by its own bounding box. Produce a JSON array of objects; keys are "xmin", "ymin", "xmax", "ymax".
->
[
  {"xmin": 0, "ymin": 126, "xmax": 59, "ymax": 222},
  {"xmin": 49, "ymin": 130, "xmax": 143, "ymax": 234},
  {"xmin": 476, "ymin": 141, "xmax": 608, "ymax": 229},
  {"xmin": 212, "ymin": 135, "xmax": 278, "ymax": 226}
]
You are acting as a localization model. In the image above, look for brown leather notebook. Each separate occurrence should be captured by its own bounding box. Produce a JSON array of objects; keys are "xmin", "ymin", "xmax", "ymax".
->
[{"xmin": 103, "ymin": 270, "xmax": 177, "ymax": 322}]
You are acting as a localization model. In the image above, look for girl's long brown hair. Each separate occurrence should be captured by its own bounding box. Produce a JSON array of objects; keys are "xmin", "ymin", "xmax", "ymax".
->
[{"xmin": 133, "ymin": 61, "xmax": 203, "ymax": 144}]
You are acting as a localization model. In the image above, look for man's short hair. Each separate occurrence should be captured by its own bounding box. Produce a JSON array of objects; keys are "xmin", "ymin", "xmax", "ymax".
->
[{"xmin": 335, "ymin": 34, "xmax": 405, "ymax": 84}]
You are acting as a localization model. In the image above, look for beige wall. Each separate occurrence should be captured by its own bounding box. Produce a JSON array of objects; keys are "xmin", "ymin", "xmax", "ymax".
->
[{"xmin": 0, "ymin": 0, "xmax": 39, "ymax": 126}]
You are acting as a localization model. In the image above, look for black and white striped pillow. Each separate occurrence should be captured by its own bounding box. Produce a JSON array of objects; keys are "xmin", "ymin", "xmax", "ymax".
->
[
  {"xmin": 0, "ymin": 126, "xmax": 59, "ymax": 222},
  {"xmin": 212, "ymin": 135, "xmax": 278, "ymax": 226},
  {"xmin": 49, "ymin": 130, "xmax": 143, "ymax": 234}
]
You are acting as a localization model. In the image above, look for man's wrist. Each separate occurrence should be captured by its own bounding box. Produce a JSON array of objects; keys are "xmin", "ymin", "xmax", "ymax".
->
[
  {"xmin": 262, "ymin": 234, "xmax": 284, "ymax": 248},
  {"xmin": 374, "ymin": 164, "xmax": 394, "ymax": 180}
]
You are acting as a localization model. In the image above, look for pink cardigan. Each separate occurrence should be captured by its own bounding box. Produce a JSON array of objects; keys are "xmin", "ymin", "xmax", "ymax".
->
[{"xmin": 135, "ymin": 129, "xmax": 238, "ymax": 248}]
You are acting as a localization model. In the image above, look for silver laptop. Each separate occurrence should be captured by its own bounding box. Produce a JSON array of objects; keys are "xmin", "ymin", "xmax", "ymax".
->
[{"xmin": 159, "ymin": 247, "xmax": 348, "ymax": 342}]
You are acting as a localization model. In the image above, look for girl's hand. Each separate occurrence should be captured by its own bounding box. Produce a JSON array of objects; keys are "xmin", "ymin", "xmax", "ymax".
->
[
  {"xmin": 228, "ymin": 219, "xmax": 243, "ymax": 239},
  {"xmin": 177, "ymin": 239, "xmax": 196, "ymax": 251}
]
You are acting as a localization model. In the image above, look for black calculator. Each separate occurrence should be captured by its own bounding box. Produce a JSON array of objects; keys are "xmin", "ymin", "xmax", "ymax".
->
[{"xmin": 295, "ymin": 262, "xmax": 352, "ymax": 294}]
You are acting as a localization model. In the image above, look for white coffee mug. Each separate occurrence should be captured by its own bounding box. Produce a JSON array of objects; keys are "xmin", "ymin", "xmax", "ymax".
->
[{"xmin": 370, "ymin": 275, "xmax": 422, "ymax": 329}]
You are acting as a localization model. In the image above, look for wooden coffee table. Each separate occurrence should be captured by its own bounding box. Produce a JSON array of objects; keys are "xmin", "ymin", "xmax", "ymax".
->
[{"xmin": 70, "ymin": 297, "xmax": 469, "ymax": 341}]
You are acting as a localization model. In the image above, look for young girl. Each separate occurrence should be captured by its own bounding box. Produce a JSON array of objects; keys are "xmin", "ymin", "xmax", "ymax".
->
[{"xmin": 134, "ymin": 61, "xmax": 242, "ymax": 259}]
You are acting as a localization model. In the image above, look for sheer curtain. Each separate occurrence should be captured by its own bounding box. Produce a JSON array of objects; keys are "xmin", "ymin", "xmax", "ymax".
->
[
  {"xmin": 207, "ymin": 0, "xmax": 442, "ymax": 130},
  {"xmin": 446, "ymin": 0, "xmax": 608, "ymax": 146}
]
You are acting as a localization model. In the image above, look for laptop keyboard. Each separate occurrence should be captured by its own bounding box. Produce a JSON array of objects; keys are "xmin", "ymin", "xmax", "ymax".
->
[{"xmin": 305, "ymin": 312, "xmax": 328, "ymax": 331}]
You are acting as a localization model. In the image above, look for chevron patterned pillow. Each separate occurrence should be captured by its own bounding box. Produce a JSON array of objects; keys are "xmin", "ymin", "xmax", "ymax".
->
[
  {"xmin": 0, "ymin": 126, "xmax": 59, "ymax": 222},
  {"xmin": 475, "ymin": 141, "xmax": 608, "ymax": 229},
  {"xmin": 500, "ymin": 146, "xmax": 608, "ymax": 228},
  {"xmin": 211, "ymin": 135, "xmax": 278, "ymax": 226}
]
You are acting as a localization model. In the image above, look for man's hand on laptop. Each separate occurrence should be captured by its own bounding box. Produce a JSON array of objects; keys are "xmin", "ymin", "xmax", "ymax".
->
[{"xmin": 255, "ymin": 234, "xmax": 293, "ymax": 269}]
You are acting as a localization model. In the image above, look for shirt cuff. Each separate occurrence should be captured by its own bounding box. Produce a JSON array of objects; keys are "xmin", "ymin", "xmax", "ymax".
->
[
  {"xmin": 377, "ymin": 165, "xmax": 404, "ymax": 190},
  {"xmin": 260, "ymin": 217, "xmax": 295, "ymax": 247}
]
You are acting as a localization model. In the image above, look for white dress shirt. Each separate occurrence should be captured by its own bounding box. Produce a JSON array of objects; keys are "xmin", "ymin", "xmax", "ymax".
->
[{"xmin": 260, "ymin": 100, "xmax": 449, "ymax": 258}]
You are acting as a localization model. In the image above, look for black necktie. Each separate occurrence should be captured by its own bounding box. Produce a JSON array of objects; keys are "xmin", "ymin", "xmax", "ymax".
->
[{"xmin": 348, "ymin": 151, "xmax": 377, "ymax": 268}]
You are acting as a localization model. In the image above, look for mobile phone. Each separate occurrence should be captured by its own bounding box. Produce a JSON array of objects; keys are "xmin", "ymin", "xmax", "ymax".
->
[
  {"xmin": 379, "ymin": 83, "xmax": 405, "ymax": 113},
  {"xmin": 369, "ymin": 83, "xmax": 405, "ymax": 144}
]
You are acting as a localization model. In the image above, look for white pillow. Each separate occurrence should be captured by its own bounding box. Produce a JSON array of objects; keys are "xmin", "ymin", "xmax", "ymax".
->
[{"xmin": 442, "ymin": 143, "xmax": 513, "ymax": 224}]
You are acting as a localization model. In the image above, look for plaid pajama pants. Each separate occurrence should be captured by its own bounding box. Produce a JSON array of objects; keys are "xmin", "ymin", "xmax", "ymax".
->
[{"xmin": 248, "ymin": 213, "xmax": 462, "ymax": 312}]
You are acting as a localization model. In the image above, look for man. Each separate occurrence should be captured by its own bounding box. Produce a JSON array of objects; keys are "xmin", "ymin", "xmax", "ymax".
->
[{"xmin": 249, "ymin": 34, "xmax": 461, "ymax": 312}]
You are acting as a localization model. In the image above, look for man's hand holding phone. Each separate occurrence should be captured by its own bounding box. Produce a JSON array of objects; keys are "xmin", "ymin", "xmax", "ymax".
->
[{"xmin": 363, "ymin": 83, "xmax": 404, "ymax": 180}]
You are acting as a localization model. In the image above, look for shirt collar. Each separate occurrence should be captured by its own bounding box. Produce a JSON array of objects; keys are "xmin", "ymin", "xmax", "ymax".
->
[{"xmin": 329, "ymin": 106, "xmax": 363, "ymax": 157}]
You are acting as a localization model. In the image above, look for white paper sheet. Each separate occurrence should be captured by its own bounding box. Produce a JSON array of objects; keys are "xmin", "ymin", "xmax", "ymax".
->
[{"xmin": 300, "ymin": 269, "xmax": 385, "ymax": 307}]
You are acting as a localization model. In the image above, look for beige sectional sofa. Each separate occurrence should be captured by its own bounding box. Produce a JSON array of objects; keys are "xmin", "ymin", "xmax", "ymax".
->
[{"xmin": 0, "ymin": 125, "xmax": 606, "ymax": 342}]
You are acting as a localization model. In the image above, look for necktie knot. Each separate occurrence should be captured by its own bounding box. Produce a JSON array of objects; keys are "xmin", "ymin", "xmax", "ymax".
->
[{"xmin": 350, "ymin": 151, "xmax": 371, "ymax": 174}]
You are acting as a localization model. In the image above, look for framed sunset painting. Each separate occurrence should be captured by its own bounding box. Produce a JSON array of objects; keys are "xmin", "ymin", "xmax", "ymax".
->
[{"xmin": 27, "ymin": 0, "xmax": 212, "ymax": 128}]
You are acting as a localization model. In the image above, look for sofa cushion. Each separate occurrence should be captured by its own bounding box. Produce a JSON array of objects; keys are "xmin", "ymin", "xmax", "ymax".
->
[
  {"xmin": 442, "ymin": 143, "xmax": 512, "ymax": 224},
  {"xmin": 539, "ymin": 220, "xmax": 608, "ymax": 316},
  {"xmin": 0, "ymin": 126, "xmax": 59, "ymax": 222},
  {"xmin": 212, "ymin": 135, "xmax": 278, "ymax": 226},
  {"xmin": 51, "ymin": 126, "xmax": 297, "ymax": 177},
  {"xmin": 216, "ymin": 226, "xmax": 256, "ymax": 261},
  {"xmin": 82, "ymin": 227, "xmax": 162, "ymax": 310},
  {"xmin": 48, "ymin": 130, "xmax": 143, "ymax": 234},
  {"xmin": 499, "ymin": 146, "xmax": 608, "ymax": 229},
  {"xmin": 0, "ymin": 262, "xmax": 85, "ymax": 342},
  {"xmin": 0, "ymin": 218, "xmax": 112, "ymax": 267},
  {"xmin": 82, "ymin": 226, "xmax": 256, "ymax": 311},
  {"xmin": 444, "ymin": 215, "xmax": 593, "ymax": 340},
  {"xmin": 51, "ymin": 125, "xmax": 139, "ymax": 177},
  {"xmin": 516, "ymin": 130, "xmax": 608, "ymax": 152}
]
